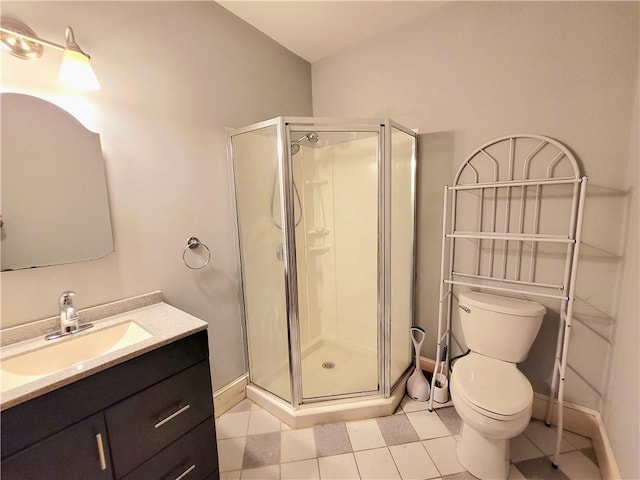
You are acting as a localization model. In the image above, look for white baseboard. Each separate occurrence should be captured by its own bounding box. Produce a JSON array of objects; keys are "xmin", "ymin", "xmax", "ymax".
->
[
  {"xmin": 418, "ymin": 355, "xmax": 620, "ymax": 479},
  {"xmin": 530, "ymin": 392, "xmax": 593, "ymax": 436},
  {"xmin": 531, "ymin": 393, "xmax": 621, "ymax": 480},
  {"xmin": 419, "ymin": 356, "xmax": 438, "ymax": 374},
  {"xmin": 590, "ymin": 411, "xmax": 622, "ymax": 480},
  {"xmin": 213, "ymin": 373, "xmax": 248, "ymax": 417}
]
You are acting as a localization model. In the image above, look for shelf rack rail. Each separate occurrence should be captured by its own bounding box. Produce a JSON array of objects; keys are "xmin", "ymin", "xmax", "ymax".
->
[{"xmin": 427, "ymin": 134, "xmax": 588, "ymax": 468}]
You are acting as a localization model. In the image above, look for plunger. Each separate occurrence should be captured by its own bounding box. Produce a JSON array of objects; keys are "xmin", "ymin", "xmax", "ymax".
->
[{"xmin": 407, "ymin": 327, "xmax": 431, "ymax": 401}]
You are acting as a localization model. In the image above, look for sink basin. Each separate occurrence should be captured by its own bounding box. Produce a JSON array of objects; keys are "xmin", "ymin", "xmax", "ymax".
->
[{"xmin": 0, "ymin": 321, "xmax": 152, "ymax": 392}]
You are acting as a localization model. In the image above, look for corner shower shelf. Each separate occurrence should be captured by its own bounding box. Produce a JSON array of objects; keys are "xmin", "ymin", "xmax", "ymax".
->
[
  {"xmin": 428, "ymin": 134, "xmax": 588, "ymax": 469},
  {"xmin": 308, "ymin": 246, "xmax": 330, "ymax": 254},
  {"xmin": 307, "ymin": 228, "xmax": 330, "ymax": 236}
]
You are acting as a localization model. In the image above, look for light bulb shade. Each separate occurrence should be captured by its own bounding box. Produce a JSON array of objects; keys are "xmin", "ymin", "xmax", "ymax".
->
[{"xmin": 59, "ymin": 49, "xmax": 100, "ymax": 90}]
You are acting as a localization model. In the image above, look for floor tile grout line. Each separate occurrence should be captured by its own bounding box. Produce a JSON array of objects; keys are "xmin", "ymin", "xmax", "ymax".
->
[
  {"xmin": 523, "ymin": 421, "xmax": 587, "ymax": 453},
  {"xmin": 382, "ymin": 445, "xmax": 402, "ymax": 480},
  {"xmin": 521, "ymin": 430, "xmax": 580, "ymax": 456},
  {"xmin": 420, "ymin": 437, "xmax": 448, "ymax": 479},
  {"xmin": 351, "ymin": 450, "xmax": 363, "ymax": 480},
  {"xmin": 387, "ymin": 443, "xmax": 424, "ymax": 480}
]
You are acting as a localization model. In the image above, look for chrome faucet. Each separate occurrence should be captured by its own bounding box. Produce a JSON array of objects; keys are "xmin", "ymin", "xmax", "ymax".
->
[
  {"xmin": 59, "ymin": 290, "xmax": 80, "ymax": 333},
  {"xmin": 45, "ymin": 291, "xmax": 93, "ymax": 340}
]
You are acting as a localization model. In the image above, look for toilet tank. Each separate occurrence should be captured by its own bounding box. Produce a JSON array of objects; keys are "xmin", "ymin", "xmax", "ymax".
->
[{"xmin": 458, "ymin": 291, "xmax": 546, "ymax": 363}]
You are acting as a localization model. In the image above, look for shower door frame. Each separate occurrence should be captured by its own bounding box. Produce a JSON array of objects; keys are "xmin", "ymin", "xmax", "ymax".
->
[
  {"xmin": 228, "ymin": 117, "xmax": 418, "ymax": 410},
  {"xmin": 227, "ymin": 118, "xmax": 292, "ymax": 404},
  {"xmin": 386, "ymin": 120, "xmax": 419, "ymax": 396}
]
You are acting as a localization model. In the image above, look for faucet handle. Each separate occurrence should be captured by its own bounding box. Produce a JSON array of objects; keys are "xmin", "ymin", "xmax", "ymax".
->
[{"xmin": 59, "ymin": 290, "xmax": 77, "ymax": 307}]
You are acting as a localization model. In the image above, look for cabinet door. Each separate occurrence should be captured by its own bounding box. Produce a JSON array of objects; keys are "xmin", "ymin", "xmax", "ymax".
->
[{"xmin": 1, "ymin": 413, "xmax": 113, "ymax": 480}]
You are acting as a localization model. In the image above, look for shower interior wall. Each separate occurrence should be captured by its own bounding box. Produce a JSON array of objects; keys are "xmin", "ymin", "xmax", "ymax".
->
[{"xmin": 294, "ymin": 138, "xmax": 379, "ymax": 399}]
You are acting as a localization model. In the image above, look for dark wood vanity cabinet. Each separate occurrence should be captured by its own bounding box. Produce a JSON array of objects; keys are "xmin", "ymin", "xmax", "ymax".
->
[{"xmin": 1, "ymin": 330, "xmax": 220, "ymax": 480}]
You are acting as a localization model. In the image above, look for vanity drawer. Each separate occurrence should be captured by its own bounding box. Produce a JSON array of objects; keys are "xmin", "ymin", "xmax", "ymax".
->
[
  {"xmin": 106, "ymin": 360, "xmax": 214, "ymax": 478},
  {"xmin": 121, "ymin": 419, "xmax": 217, "ymax": 480}
]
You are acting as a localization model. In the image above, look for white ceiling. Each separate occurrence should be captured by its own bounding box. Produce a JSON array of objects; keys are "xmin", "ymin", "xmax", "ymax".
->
[{"xmin": 218, "ymin": 1, "xmax": 444, "ymax": 63}]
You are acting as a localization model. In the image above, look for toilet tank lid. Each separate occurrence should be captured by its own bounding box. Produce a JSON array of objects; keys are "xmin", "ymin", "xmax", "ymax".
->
[{"xmin": 459, "ymin": 292, "xmax": 546, "ymax": 317}]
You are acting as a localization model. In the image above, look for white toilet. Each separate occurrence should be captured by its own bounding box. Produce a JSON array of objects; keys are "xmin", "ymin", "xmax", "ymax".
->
[{"xmin": 450, "ymin": 291, "xmax": 546, "ymax": 480}]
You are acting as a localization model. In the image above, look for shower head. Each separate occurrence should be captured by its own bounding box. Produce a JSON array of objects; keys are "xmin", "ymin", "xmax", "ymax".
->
[
  {"xmin": 294, "ymin": 132, "xmax": 319, "ymax": 144},
  {"xmin": 305, "ymin": 132, "xmax": 319, "ymax": 143},
  {"xmin": 291, "ymin": 132, "xmax": 319, "ymax": 155}
]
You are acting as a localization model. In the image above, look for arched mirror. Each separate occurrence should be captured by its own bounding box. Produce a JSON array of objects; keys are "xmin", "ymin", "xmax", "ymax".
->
[{"xmin": 1, "ymin": 93, "xmax": 113, "ymax": 271}]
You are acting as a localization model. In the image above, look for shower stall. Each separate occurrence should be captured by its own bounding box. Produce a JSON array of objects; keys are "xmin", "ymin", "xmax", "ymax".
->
[{"xmin": 228, "ymin": 117, "xmax": 417, "ymax": 425}]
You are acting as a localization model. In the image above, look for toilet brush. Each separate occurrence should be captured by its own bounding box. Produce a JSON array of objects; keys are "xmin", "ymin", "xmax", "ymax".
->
[
  {"xmin": 432, "ymin": 345, "xmax": 449, "ymax": 403},
  {"xmin": 407, "ymin": 327, "xmax": 430, "ymax": 401},
  {"xmin": 435, "ymin": 345, "xmax": 447, "ymax": 387}
]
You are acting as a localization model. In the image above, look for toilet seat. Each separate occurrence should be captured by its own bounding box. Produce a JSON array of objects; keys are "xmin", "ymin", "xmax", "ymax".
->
[{"xmin": 452, "ymin": 353, "xmax": 532, "ymax": 420}]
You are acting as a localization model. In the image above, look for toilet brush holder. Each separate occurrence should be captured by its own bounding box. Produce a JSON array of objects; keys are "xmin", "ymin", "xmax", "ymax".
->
[{"xmin": 432, "ymin": 373, "xmax": 449, "ymax": 403}]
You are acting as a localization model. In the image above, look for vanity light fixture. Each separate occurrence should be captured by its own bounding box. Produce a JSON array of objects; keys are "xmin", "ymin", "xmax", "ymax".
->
[{"xmin": 0, "ymin": 17, "xmax": 100, "ymax": 91}]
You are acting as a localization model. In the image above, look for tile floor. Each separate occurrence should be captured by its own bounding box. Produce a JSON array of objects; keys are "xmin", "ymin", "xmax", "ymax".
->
[{"xmin": 215, "ymin": 396, "xmax": 602, "ymax": 480}]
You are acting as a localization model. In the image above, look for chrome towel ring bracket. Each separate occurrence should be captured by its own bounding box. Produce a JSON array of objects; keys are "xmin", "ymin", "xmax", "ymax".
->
[{"xmin": 183, "ymin": 237, "xmax": 211, "ymax": 270}]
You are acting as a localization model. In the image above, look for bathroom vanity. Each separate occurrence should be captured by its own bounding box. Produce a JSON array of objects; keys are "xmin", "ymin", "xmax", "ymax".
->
[{"xmin": 0, "ymin": 293, "xmax": 219, "ymax": 480}]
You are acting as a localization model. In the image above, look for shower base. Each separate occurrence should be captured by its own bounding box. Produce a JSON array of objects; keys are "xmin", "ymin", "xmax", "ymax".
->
[
  {"xmin": 252, "ymin": 338, "xmax": 389, "ymax": 399},
  {"xmin": 301, "ymin": 339, "xmax": 378, "ymax": 398},
  {"xmin": 246, "ymin": 372, "xmax": 410, "ymax": 428},
  {"xmin": 247, "ymin": 369, "xmax": 409, "ymax": 429}
]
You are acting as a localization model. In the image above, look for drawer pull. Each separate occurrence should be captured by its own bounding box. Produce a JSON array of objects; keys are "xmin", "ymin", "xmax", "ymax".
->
[
  {"xmin": 173, "ymin": 464, "xmax": 196, "ymax": 480},
  {"xmin": 96, "ymin": 433, "xmax": 107, "ymax": 471},
  {"xmin": 155, "ymin": 404, "xmax": 191, "ymax": 429}
]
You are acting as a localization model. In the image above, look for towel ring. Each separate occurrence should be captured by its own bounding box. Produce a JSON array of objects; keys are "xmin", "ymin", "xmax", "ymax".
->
[{"xmin": 183, "ymin": 237, "xmax": 211, "ymax": 270}]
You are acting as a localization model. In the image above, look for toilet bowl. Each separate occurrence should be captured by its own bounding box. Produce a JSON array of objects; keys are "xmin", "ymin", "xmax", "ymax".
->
[
  {"xmin": 450, "ymin": 292, "xmax": 545, "ymax": 480},
  {"xmin": 450, "ymin": 353, "xmax": 532, "ymax": 479}
]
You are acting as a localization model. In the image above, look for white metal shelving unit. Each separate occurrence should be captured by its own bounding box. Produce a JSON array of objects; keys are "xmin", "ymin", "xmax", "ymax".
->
[{"xmin": 428, "ymin": 134, "xmax": 588, "ymax": 467}]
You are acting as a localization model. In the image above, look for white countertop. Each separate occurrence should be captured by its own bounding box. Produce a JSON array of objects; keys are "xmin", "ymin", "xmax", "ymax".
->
[{"xmin": 0, "ymin": 294, "xmax": 207, "ymax": 411}]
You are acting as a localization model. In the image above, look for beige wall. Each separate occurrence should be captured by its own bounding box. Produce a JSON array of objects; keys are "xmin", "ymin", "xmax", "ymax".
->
[
  {"xmin": 0, "ymin": 1, "xmax": 312, "ymax": 391},
  {"xmin": 602, "ymin": 88, "xmax": 639, "ymax": 479},
  {"xmin": 312, "ymin": 1, "xmax": 638, "ymax": 472}
]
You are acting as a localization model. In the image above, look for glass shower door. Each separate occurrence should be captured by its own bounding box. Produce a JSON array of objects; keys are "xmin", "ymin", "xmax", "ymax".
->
[
  {"xmin": 231, "ymin": 124, "xmax": 291, "ymax": 403},
  {"xmin": 290, "ymin": 127, "xmax": 381, "ymax": 400},
  {"xmin": 389, "ymin": 125, "xmax": 417, "ymax": 387}
]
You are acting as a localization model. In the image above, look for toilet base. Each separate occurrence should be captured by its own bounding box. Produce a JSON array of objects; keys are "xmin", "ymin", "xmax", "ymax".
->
[{"xmin": 457, "ymin": 422, "xmax": 510, "ymax": 480}]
